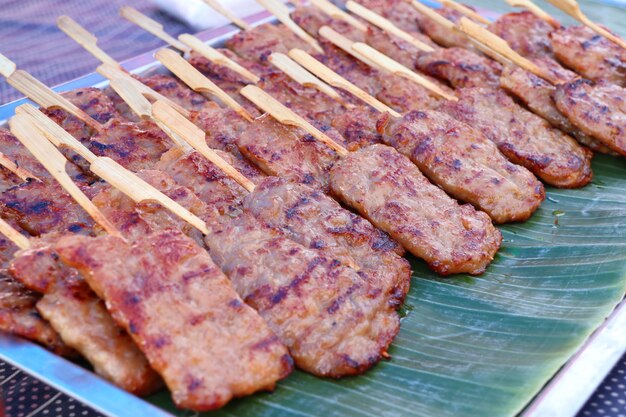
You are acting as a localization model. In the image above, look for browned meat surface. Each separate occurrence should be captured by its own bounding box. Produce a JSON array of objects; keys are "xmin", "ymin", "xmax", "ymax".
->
[
  {"xmin": 416, "ymin": 5, "xmax": 478, "ymax": 51},
  {"xmin": 291, "ymin": 6, "xmax": 366, "ymax": 44},
  {"xmin": 381, "ymin": 110, "xmax": 545, "ymax": 223},
  {"xmin": 330, "ymin": 144, "xmax": 502, "ymax": 275},
  {"xmin": 9, "ymin": 237, "xmax": 162, "ymax": 396},
  {"xmin": 416, "ymin": 47, "xmax": 503, "ymax": 88},
  {"xmin": 365, "ymin": 26, "xmax": 437, "ymax": 69},
  {"xmin": 0, "ymin": 235, "xmax": 70, "ymax": 355},
  {"xmin": 355, "ymin": 0, "xmax": 423, "ymax": 32},
  {"xmin": 0, "ymin": 180, "xmax": 96, "ymax": 236},
  {"xmin": 438, "ymin": 87, "xmax": 593, "ymax": 188},
  {"xmin": 139, "ymin": 74, "xmax": 211, "ymax": 112},
  {"xmin": 238, "ymin": 114, "xmax": 341, "ymax": 191},
  {"xmin": 227, "ymin": 22, "xmax": 319, "ymax": 64},
  {"xmin": 92, "ymin": 169, "xmax": 208, "ymax": 245},
  {"xmin": 500, "ymin": 66, "xmax": 614, "ymax": 154},
  {"xmin": 550, "ymin": 25, "xmax": 626, "ymax": 87},
  {"xmin": 206, "ymin": 211, "xmax": 399, "ymax": 377},
  {"xmin": 330, "ymin": 106, "xmax": 386, "ymax": 148},
  {"xmin": 56, "ymin": 230, "xmax": 292, "ymax": 411},
  {"xmin": 244, "ymin": 176, "xmax": 410, "ymax": 307},
  {"xmin": 554, "ymin": 79, "xmax": 626, "ymax": 156},
  {"xmin": 488, "ymin": 11, "xmax": 555, "ymax": 59}
]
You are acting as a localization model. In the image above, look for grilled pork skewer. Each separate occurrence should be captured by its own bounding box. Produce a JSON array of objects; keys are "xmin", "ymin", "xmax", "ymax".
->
[
  {"xmin": 458, "ymin": 17, "xmax": 626, "ymax": 158},
  {"xmin": 10, "ymin": 111, "xmax": 293, "ymax": 410},
  {"xmin": 23, "ymin": 103, "xmax": 401, "ymax": 378},
  {"xmin": 2, "ymin": 122, "xmax": 165, "ymax": 395}
]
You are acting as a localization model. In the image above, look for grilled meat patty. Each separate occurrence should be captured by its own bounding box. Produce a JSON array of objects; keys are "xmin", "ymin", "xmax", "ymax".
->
[
  {"xmin": 439, "ymin": 87, "xmax": 593, "ymax": 188},
  {"xmin": 330, "ymin": 144, "xmax": 502, "ymax": 275},
  {"xmin": 381, "ymin": 110, "xmax": 545, "ymax": 222},
  {"xmin": 56, "ymin": 230, "xmax": 292, "ymax": 411},
  {"xmin": 205, "ymin": 211, "xmax": 399, "ymax": 377},
  {"xmin": 554, "ymin": 79, "xmax": 626, "ymax": 156},
  {"xmin": 9, "ymin": 236, "xmax": 163, "ymax": 396},
  {"xmin": 488, "ymin": 11, "xmax": 556, "ymax": 60},
  {"xmin": 550, "ymin": 25, "xmax": 626, "ymax": 87}
]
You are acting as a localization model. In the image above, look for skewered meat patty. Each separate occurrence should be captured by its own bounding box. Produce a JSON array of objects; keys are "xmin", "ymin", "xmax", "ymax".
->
[
  {"xmin": 550, "ymin": 25, "xmax": 626, "ymax": 87},
  {"xmin": 0, "ymin": 234, "xmax": 71, "ymax": 355},
  {"xmin": 554, "ymin": 79, "xmax": 626, "ymax": 156},
  {"xmin": 380, "ymin": 110, "xmax": 545, "ymax": 222},
  {"xmin": 244, "ymin": 176, "xmax": 410, "ymax": 307},
  {"xmin": 438, "ymin": 87, "xmax": 593, "ymax": 188},
  {"xmin": 9, "ymin": 236, "xmax": 163, "ymax": 396},
  {"xmin": 330, "ymin": 144, "xmax": 502, "ymax": 275},
  {"xmin": 352, "ymin": 0, "xmax": 425, "ymax": 33},
  {"xmin": 414, "ymin": 5, "xmax": 479, "ymax": 51},
  {"xmin": 488, "ymin": 11, "xmax": 556, "ymax": 60},
  {"xmin": 56, "ymin": 230, "xmax": 292, "ymax": 411},
  {"xmin": 205, "ymin": 210, "xmax": 399, "ymax": 377},
  {"xmin": 499, "ymin": 66, "xmax": 614, "ymax": 154}
]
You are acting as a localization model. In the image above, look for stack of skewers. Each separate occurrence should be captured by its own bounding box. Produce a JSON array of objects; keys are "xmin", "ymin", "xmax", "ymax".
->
[{"xmin": 0, "ymin": 0, "xmax": 625, "ymax": 411}]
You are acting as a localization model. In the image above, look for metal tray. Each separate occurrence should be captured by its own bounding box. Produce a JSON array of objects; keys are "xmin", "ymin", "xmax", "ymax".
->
[{"xmin": 1, "ymin": 5, "xmax": 625, "ymax": 417}]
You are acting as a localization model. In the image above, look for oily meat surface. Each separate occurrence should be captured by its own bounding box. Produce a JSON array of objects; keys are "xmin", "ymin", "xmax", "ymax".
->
[
  {"xmin": 550, "ymin": 25, "xmax": 626, "ymax": 87},
  {"xmin": 438, "ymin": 87, "xmax": 593, "ymax": 188},
  {"xmin": 384, "ymin": 110, "xmax": 545, "ymax": 223},
  {"xmin": 244, "ymin": 176, "xmax": 410, "ymax": 308},
  {"xmin": 329, "ymin": 144, "xmax": 502, "ymax": 275},
  {"xmin": 554, "ymin": 79, "xmax": 626, "ymax": 156},
  {"xmin": 9, "ymin": 238, "xmax": 162, "ymax": 396},
  {"xmin": 56, "ymin": 231, "xmax": 292, "ymax": 411},
  {"xmin": 206, "ymin": 212, "xmax": 399, "ymax": 377},
  {"xmin": 488, "ymin": 11, "xmax": 555, "ymax": 59}
]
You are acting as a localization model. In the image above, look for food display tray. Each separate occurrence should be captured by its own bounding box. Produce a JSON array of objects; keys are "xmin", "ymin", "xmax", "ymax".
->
[{"xmin": 0, "ymin": 5, "xmax": 625, "ymax": 417}]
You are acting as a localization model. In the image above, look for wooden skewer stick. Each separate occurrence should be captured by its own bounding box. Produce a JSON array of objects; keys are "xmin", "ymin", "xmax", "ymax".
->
[
  {"xmin": 202, "ymin": 0, "xmax": 251, "ymax": 30},
  {"xmin": 288, "ymin": 48, "xmax": 401, "ymax": 117},
  {"xmin": 96, "ymin": 63, "xmax": 191, "ymax": 118},
  {"xmin": 546, "ymin": 0, "xmax": 626, "ymax": 50},
  {"xmin": 505, "ymin": 0, "xmax": 561, "ymax": 29},
  {"xmin": 308, "ymin": 0, "xmax": 368, "ymax": 31},
  {"xmin": 268, "ymin": 52, "xmax": 346, "ymax": 104},
  {"xmin": 178, "ymin": 34, "xmax": 260, "ymax": 84},
  {"xmin": 14, "ymin": 104, "xmax": 210, "ymax": 235},
  {"xmin": 255, "ymin": 0, "xmax": 324, "ymax": 54},
  {"xmin": 57, "ymin": 16, "xmax": 122, "ymax": 68},
  {"xmin": 439, "ymin": 0, "xmax": 491, "ymax": 25},
  {"xmin": 119, "ymin": 6, "xmax": 190, "ymax": 53},
  {"xmin": 0, "ymin": 152, "xmax": 41, "ymax": 183},
  {"xmin": 241, "ymin": 85, "xmax": 349, "ymax": 157},
  {"xmin": 155, "ymin": 48, "xmax": 253, "ymax": 122},
  {"xmin": 0, "ymin": 53, "xmax": 103, "ymax": 132},
  {"xmin": 345, "ymin": 1, "xmax": 435, "ymax": 52},
  {"xmin": 9, "ymin": 114, "xmax": 124, "ymax": 239},
  {"xmin": 458, "ymin": 17, "xmax": 559, "ymax": 83},
  {"xmin": 317, "ymin": 26, "xmax": 381, "ymax": 69},
  {"xmin": 107, "ymin": 77, "xmax": 193, "ymax": 151},
  {"xmin": 0, "ymin": 218, "xmax": 30, "ymax": 250},
  {"xmin": 151, "ymin": 100, "xmax": 257, "ymax": 192},
  {"xmin": 318, "ymin": 26, "xmax": 457, "ymax": 101}
]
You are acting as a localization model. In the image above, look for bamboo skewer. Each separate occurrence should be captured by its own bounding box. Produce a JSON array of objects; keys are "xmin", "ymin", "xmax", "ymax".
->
[
  {"xmin": 458, "ymin": 17, "xmax": 560, "ymax": 83},
  {"xmin": 345, "ymin": 1, "xmax": 436, "ymax": 51},
  {"xmin": 318, "ymin": 26, "xmax": 458, "ymax": 101},
  {"xmin": 439, "ymin": 0, "xmax": 491, "ymax": 25},
  {"xmin": 57, "ymin": 16, "xmax": 121, "ymax": 68},
  {"xmin": 546, "ymin": 0, "xmax": 626, "ymax": 49},
  {"xmin": 119, "ymin": 7, "xmax": 260, "ymax": 84},
  {"xmin": 9, "ymin": 113, "xmax": 124, "ymax": 239},
  {"xmin": 0, "ymin": 53, "xmax": 103, "ymax": 132},
  {"xmin": 268, "ymin": 52, "xmax": 346, "ymax": 104},
  {"xmin": 505, "ymin": 0, "xmax": 561, "ymax": 29},
  {"xmin": 254, "ymin": 0, "xmax": 324, "ymax": 53},
  {"xmin": 202, "ymin": 0, "xmax": 251, "ymax": 30},
  {"xmin": 0, "ymin": 218, "xmax": 30, "ymax": 250},
  {"xmin": 309, "ymin": 0, "xmax": 368, "ymax": 31},
  {"xmin": 13, "ymin": 105, "xmax": 209, "ymax": 235},
  {"xmin": 119, "ymin": 6, "xmax": 190, "ymax": 53},
  {"xmin": 0, "ymin": 153, "xmax": 41, "ymax": 183},
  {"xmin": 154, "ymin": 48, "xmax": 253, "ymax": 122},
  {"xmin": 288, "ymin": 48, "xmax": 401, "ymax": 117},
  {"xmin": 241, "ymin": 85, "xmax": 349, "ymax": 157}
]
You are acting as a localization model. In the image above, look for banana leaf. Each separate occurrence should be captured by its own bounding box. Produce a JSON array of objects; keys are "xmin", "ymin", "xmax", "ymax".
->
[{"xmin": 146, "ymin": 154, "xmax": 626, "ymax": 416}]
